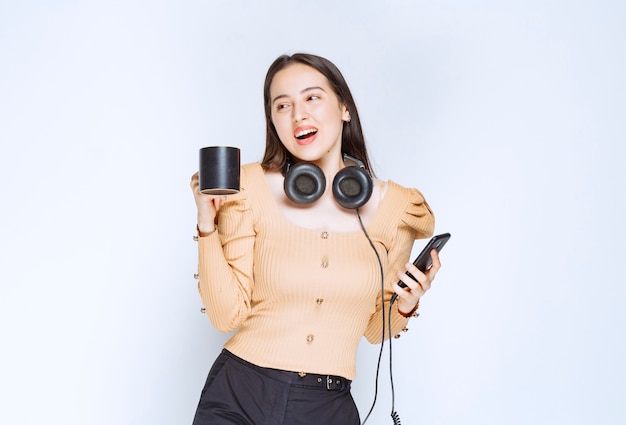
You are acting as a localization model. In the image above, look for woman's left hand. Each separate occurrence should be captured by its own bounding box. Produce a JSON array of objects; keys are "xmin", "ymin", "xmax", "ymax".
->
[{"xmin": 393, "ymin": 249, "xmax": 441, "ymax": 315}]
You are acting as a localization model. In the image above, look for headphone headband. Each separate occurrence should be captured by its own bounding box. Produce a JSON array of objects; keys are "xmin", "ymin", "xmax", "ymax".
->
[{"xmin": 342, "ymin": 153, "xmax": 367, "ymax": 171}]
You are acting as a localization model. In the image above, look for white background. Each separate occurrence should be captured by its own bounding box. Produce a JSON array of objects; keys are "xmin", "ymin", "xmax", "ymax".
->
[{"xmin": 1, "ymin": 1, "xmax": 625, "ymax": 424}]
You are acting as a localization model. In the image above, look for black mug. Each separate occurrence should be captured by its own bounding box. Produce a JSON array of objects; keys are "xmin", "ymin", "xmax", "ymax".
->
[{"xmin": 199, "ymin": 146, "xmax": 240, "ymax": 195}]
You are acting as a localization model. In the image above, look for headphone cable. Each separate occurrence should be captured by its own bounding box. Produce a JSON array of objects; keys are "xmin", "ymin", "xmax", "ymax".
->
[
  {"xmin": 356, "ymin": 208, "xmax": 405, "ymax": 425},
  {"xmin": 356, "ymin": 208, "xmax": 386, "ymax": 425},
  {"xmin": 388, "ymin": 297, "xmax": 402, "ymax": 425}
]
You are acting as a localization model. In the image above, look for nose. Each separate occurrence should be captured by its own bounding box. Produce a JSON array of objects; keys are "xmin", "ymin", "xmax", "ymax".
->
[{"xmin": 293, "ymin": 102, "xmax": 308, "ymax": 122}]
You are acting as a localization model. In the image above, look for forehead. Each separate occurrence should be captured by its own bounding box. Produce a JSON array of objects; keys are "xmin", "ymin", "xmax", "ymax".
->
[{"xmin": 269, "ymin": 63, "xmax": 332, "ymax": 97}]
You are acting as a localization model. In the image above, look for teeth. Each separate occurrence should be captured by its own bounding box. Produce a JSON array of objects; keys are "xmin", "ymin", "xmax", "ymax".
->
[{"xmin": 295, "ymin": 128, "xmax": 317, "ymax": 139}]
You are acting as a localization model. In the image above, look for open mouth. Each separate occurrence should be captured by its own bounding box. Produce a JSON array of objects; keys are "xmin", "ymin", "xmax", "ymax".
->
[{"xmin": 295, "ymin": 127, "xmax": 318, "ymax": 140}]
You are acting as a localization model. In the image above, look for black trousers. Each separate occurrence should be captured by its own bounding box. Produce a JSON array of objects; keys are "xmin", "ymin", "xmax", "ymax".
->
[{"xmin": 192, "ymin": 349, "xmax": 361, "ymax": 425}]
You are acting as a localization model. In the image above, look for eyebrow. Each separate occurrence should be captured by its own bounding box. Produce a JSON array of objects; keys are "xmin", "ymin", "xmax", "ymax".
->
[{"xmin": 272, "ymin": 86, "xmax": 326, "ymax": 105}]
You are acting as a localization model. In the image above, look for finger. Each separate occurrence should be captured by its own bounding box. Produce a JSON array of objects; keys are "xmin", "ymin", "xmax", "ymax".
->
[
  {"xmin": 392, "ymin": 281, "xmax": 418, "ymax": 303},
  {"xmin": 404, "ymin": 261, "xmax": 433, "ymax": 293},
  {"xmin": 190, "ymin": 172, "xmax": 200, "ymax": 190},
  {"xmin": 421, "ymin": 250, "xmax": 441, "ymax": 288},
  {"xmin": 404, "ymin": 262, "xmax": 427, "ymax": 287},
  {"xmin": 213, "ymin": 196, "xmax": 227, "ymax": 211},
  {"xmin": 396, "ymin": 270, "xmax": 428, "ymax": 298},
  {"xmin": 396, "ymin": 270, "xmax": 419, "ymax": 292},
  {"xmin": 394, "ymin": 290, "xmax": 420, "ymax": 310},
  {"xmin": 430, "ymin": 249, "xmax": 442, "ymax": 273}
]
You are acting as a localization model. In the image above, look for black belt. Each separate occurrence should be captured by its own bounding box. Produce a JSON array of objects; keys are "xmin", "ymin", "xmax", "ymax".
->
[{"xmin": 292, "ymin": 371, "xmax": 351, "ymax": 391}]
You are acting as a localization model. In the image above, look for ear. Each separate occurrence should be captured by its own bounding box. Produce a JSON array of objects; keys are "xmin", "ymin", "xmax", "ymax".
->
[{"xmin": 342, "ymin": 104, "xmax": 351, "ymax": 122}]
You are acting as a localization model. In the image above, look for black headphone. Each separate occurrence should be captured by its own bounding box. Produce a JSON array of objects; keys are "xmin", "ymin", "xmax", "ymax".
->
[{"xmin": 283, "ymin": 153, "xmax": 373, "ymax": 209}]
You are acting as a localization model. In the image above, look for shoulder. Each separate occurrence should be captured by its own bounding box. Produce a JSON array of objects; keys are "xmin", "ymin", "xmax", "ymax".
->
[
  {"xmin": 239, "ymin": 162, "xmax": 268, "ymax": 193},
  {"xmin": 383, "ymin": 180, "xmax": 427, "ymax": 205},
  {"xmin": 241, "ymin": 162, "xmax": 263, "ymax": 180},
  {"xmin": 382, "ymin": 180, "xmax": 435, "ymax": 238},
  {"xmin": 224, "ymin": 162, "xmax": 274, "ymax": 211}
]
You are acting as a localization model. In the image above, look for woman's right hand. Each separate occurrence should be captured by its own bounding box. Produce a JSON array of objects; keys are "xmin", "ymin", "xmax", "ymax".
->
[{"xmin": 190, "ymin": 172, "xmax": 226, "ymax": 235}]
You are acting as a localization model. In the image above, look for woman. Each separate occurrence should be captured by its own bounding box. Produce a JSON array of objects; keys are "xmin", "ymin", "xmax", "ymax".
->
[{"xmin": 190, "ymin": 53, "xmax": 440, "ymax": 425}]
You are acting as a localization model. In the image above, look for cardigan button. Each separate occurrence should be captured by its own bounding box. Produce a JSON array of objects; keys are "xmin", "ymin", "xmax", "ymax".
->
[
  {"xmin": 316, "ymin": 298, "xmax": 324, "ymax": 305},
  {"xmin": 321, "ymin": 259, "xmax": 329, "ymax": 268},
  {"xmin": 321, "ymin": 231, "xmax": 329, "ymax": 239},
  {"xmin": 306, "ymin": 334, "xmax": 315, "ymax": 343}
]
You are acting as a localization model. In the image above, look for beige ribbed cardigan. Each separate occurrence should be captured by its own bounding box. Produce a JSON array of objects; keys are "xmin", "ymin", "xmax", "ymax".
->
[{"xmin": 197, "ymin": 162, "xmax": 434, "ymax": 379}]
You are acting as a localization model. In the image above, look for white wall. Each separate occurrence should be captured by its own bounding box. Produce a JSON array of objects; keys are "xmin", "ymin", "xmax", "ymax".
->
[{"xmin": 1, "ymin": 1, "xmax": 624, "ymax": 424}]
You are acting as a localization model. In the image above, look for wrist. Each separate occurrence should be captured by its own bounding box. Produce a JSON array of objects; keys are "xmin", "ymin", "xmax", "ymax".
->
[
  {"xmin": 397, "ymin": 299, "xmax": 420, "ymax": 318},
  {"xmin": 197, "ymin": 213, "xmax": 217, "ymax": 236},
  {"xmin": 196, "ymin": 224, "xmax": 216, "ymax": 237}
]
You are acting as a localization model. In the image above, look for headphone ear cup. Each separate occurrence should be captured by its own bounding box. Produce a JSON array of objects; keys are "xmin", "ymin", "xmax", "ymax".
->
[
  {"xmin": 284, "ymin": 162, "xmax": 326, "ymax": 205},
  {"xmin": 332, "ymin": 166, "xmax": 373, "ymax": 209}
]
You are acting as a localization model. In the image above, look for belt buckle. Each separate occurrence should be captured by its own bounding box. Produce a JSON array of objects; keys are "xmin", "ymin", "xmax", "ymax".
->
[{"xmin": 326, "ymin": 376, "xmax": 334, "ymax": 390}]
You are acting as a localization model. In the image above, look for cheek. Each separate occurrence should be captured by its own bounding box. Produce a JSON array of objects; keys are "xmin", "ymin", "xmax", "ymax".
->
[
  {"xmin": 271, "ymin": 117, "xmax": 292, "ymax": 144},
  {"xmin": 273, "ymin": 115, "xmax": 291, "ymax": 134}
]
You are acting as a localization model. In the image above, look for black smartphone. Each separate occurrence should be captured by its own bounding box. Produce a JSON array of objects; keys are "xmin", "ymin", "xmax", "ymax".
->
[{"xmin": 396, "ymin": 233, "xmax": 451, "ymax": 293}]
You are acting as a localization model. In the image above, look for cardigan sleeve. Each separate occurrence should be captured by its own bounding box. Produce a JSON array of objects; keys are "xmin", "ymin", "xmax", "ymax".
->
[
  {"xmin": 363, "ymin": 187, "xmax": 435, "ymax": 343},
  {"xmin": 197, "ymin": 178, "xmax": 257, "ymax": 333}
]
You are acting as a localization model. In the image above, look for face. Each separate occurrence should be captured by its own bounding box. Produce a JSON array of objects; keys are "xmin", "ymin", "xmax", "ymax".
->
[{"xmin": 269, "ymin": 63, "xmax": 350, "ymax": 164}]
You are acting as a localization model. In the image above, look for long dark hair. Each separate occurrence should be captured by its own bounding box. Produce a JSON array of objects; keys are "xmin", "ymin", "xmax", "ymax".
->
[{"xmin": 260, "ymin": 53, "xmax": 374, "ymax": 177}]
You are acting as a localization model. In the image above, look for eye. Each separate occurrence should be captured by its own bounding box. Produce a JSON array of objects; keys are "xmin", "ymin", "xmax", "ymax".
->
[
  {"xmin": 275, "ymin": 103, "xmax": 291, "ymax": 111},
  {"xmin": 307, "ymin": 94, "xmax": 320, "ymax": 101}
]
